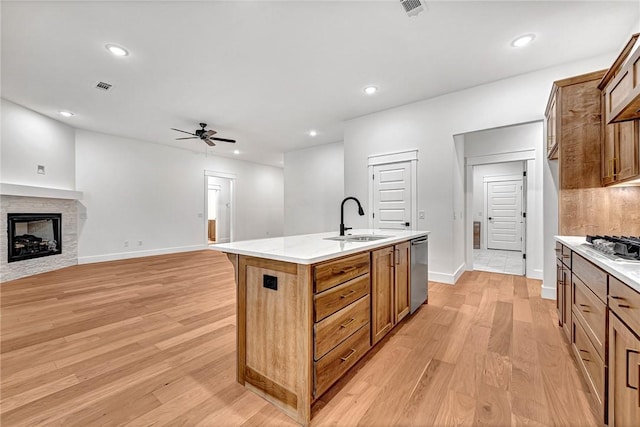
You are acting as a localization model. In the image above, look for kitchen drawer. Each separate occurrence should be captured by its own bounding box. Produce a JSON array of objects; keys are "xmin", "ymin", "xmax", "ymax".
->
[
  {"xmin": 609, "ymin": 276, "xmax": 640, "ymax": 334},
  {"xmin": 555, "ymin": 242, "xmax": 563, "ymax": 260},
  {"xmin": 572, "ymin": 318, "xmax": 605, "ymax": 413},
  {"xmin": 314, "ymin": 252, "xmax": 370, "ymax": 293},
  {"xmin": 572, "ymin": 253, "xmax": 607, "ymax": 302},
  {"xmin": 572, "ymin": 274, "xmax": 606, "ymax": 360},
  {"xmin": 314, "ymin": 323, "xmax": 371, "ymax": 398},
  {"xmin": 314, "ymin": 295, "xmax": 370, "ymax": 360},
  {"xmin": 314, "ymin": 273, "xmax": 370, "ymax": 322},
  {"xmin": 561, "ymin": 245, "xmax": 572, "ymax": 268}
]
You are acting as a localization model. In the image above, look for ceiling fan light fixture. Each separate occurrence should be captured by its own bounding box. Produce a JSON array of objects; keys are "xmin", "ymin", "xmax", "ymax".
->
[
  {"xmin": 364, "ymin": 86, "xmax": 378, "ymax": 95},
  {"xmin": 105, "ymin": 44, "xmax": 129, "ymax": 57},
  {"xmin": 59, "ymin": 111, "xmax": 74, "ymax": 117},
  {"xmin": 511, "ymin": 34, "xmax": 535, "ymax": 48}
]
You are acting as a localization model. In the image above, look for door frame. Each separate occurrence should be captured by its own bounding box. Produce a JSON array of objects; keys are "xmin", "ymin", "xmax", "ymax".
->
[
  {"xmin": 204, "ymin": 170, "xmax": 236, "ymax": 244},
  {"xmin": 367, "ymin": 149, "xmax": 418, "ymax": 230},
  {"xmin": 483, "ymin": 174, "xmax": 524, "ymax": 251},
  {"xmin": 465, "ymin": 152, "xmax": 534, "ymax": 276}
]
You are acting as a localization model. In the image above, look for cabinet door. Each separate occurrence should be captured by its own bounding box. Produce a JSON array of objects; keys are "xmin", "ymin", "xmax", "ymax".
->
[
  {"xmin": 609, "ymin": 314, "xmax": 640, "ymax": 426},
  {"xmin": 602, "ymin": 121, "xmax": 617, "ymax": 186},
  {"xmin": 616, "ymin": 120, "xmax": 639, "ymax": 182},
  {"xmin": 556, "ymin": 258, "xmax": 564, "ymax": 326},
  {"xmin": 394, "ymin": 242, "xmax": 410, "ymax": 323},
  {"xmin": 546, "ymin": 91, "xmax": 558, "ymax": 159},
  {"xmin": 371, "ymin": 247, "xmax": 394, "ymax": 345},
  {"xmin": 562, "ymin": 266, "xmax": 571, "ymax": 340}
]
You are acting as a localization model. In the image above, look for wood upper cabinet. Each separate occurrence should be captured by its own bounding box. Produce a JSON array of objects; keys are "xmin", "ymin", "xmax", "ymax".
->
[
  {"xmin": 608, "ymin": 313, "xmax": 640, "ymax": 427},
  {"xmin": 394, "ymin": 241, "xmax": 410, "ymax": 324},
  {"xmin": 371, "ymin": 246, "xmax": 394, "ymax": 345},
  {"xmin": 546, "ymin": 87, "xmax": 559, "ymax": 159},
  {"xmin": 599, "ymin": 33, "xmax": 640, "ymax": 124},
  {"xmin": 602, "ymin": 119, "xmax": 640, "ymax": 186}
]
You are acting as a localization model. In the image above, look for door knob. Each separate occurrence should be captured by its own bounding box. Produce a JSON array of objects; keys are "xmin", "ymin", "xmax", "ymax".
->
[{"xmin": 488, "ymin": 217, "xmax": 493, "ymax": 220}]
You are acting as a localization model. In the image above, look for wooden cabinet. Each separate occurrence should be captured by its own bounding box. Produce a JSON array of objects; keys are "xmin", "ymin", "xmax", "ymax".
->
[
  {"xmin": 371, "ymin": 243, "xmax": 411, "ymax": 345},
  {"xmin": 394, "ymin": 241, "xmax": 410, "ymax": 324},
  {"xmin": 608, "ymin": 313, "xmax": 640, "ymax": 427},
  {"xmin": 599, "ymin": 33, "xmax": 640, "ymax": 124},
  {"xmin": 546, "ymin": 87, "xmax": 558, "ymax": 159},
  {"xmin": 312, "ymin": 254, "xmax": 371, "ymax": 398},
  {"xmin": 601, "ymin": 119, "xmax": 640, "ymax": 186},
  {"xmin": 556, "ymin": 243, "xmax": 571, "ymax": 340},
  {"xmin": 371, "ymin": 246, "xmax": 394, "ymax": 345}
]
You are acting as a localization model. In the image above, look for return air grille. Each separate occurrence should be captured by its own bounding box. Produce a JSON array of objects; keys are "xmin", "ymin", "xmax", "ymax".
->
[
  {"xmin": 95, "ymin": 81, "xmax": 113, "ymax": 91},
  {"xmin": 400, "ymin": 0, "xmax": 425, "ymax": 17}
]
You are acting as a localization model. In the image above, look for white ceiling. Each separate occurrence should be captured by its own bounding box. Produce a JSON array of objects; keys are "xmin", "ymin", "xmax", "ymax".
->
[{"xmin": 2, "ymin": 1, "xmax": 638, "ymax": 167}]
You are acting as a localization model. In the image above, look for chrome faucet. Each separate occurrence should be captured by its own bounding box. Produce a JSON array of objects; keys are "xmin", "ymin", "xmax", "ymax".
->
[{"xmin": 340, "ymin": 197, "xmax": 365, "ymax": 236}]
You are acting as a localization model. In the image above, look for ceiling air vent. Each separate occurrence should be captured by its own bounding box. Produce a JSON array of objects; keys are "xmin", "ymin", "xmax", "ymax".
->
[
  {"xmin": 95, "ymin": 81, "xmax": 113, "ymax": 91},
  {"xmin": 400, "ymin": 0, "xmax": 425, "ymax": 17}
]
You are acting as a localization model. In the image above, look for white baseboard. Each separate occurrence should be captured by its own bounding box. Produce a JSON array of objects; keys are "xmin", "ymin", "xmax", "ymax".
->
[
  {"xmin": 453, "ymin": 262, "xmax": 466, "ymax": 283},
  {"xmin": 541, "ymin": 282, "xmax": 556, "ymax": 300},
  {"xmin": 78, "ymin": 244, "xmax": 207, "ymax": 264},
  {"xmin": 527, "ymin": 268, "xmax": 544, "ymax": 280}
]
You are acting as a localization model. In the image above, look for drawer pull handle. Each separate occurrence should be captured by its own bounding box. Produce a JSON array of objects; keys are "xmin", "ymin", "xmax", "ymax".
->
[
  {"xmin": 618, "ymin": 304, "xmax": 632, "ymax": 308},
  {"xmin": 611, "ymin": 296, "xmax": 626, "ymax": 300},
  {"xmin": 579, "ymin": 304, "xmax": 589, "ymax": 308},
  {"xmin": 336, "ymin": 266, "xmax": 357, "ymax": 275},
  {"xmin": 579, "ymin": 349, "xmax": 589, "ymax": 353},
  {"xmin": 340, "ymin": 318, "xmax": 355, "ymax": 328},
  {"xmin": 340, "ymin": 290, "xmax": 357, "ymax": 299},
  {"xmin": 581, "ymin": 358, "xmax": 591, "ymax": 362},
  {"xmin": 340, "ymin": 348, "xmax": 357, "ymax": 362}
]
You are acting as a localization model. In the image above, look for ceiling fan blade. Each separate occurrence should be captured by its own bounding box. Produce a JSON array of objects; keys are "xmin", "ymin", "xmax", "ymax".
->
[
  {"xmin": 204, "ymin": 129, "xmax": 217, "ymax": 137},
  {"xmin": 171, "ymin": 128, "xmax": 196, "ymax": 136},
  {"xmin": 176, "ymin": 137, "xmax": 198, "ymax": 140},
  {"xmin": 203, "ymin": 139, "xmax": 216, "ymax": 147},
  {"xmin": 211, "ymin": 137, "xmax": 236, "ymax": 143}
]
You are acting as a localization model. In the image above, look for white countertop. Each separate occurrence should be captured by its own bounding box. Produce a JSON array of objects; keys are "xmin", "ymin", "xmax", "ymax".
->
[
  {"xmin": 212, "ymin": 229, "xmax": 430, "ymax": 265},
  {"xmin": 555, "ymin": 236, "xmax": 640, "ymax": 292}
]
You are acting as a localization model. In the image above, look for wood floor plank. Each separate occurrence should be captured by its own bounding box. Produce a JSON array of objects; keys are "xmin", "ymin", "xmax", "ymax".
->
[{"xmin": 1, "ymin": 251, "xmax": 600, "ymax": 426}]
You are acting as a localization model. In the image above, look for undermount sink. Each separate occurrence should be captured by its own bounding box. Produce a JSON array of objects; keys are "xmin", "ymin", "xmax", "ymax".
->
[{"xmin": 324, "ymin": 234, "xmax": 391, "ymax": 242}]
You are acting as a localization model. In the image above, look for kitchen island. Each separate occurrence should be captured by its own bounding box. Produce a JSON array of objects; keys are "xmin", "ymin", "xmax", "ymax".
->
[{"xmin": 213, "ymin": 229, "xmax": 429, "ymax": 425}]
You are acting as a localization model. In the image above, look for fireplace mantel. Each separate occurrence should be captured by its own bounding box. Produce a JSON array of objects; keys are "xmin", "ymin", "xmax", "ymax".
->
[{"xmin": 0, "ymin": 183, "xmax": 83, "ymax": 200}]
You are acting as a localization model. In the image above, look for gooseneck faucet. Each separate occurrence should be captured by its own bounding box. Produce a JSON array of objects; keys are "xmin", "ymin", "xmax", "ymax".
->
[{"xmin": 340, "ymin": 196, "xmax": 365, "ymax": 236}]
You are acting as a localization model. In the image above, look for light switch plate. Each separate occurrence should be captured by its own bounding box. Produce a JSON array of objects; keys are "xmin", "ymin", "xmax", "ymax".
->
[{"xmin": 37, "ymin": 165, "xmax": 45, "ymax": 174}]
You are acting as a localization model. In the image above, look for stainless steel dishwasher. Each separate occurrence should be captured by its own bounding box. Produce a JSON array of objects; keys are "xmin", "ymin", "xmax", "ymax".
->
[{"xmin": 410, "ymin": 236, "xmax": 428, "ymax": 313}]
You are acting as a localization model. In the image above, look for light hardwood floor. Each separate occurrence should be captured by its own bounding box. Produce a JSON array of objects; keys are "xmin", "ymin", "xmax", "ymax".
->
[{"xmin": 1, "ymin": 250, "xmax": 598, "ymax": 426}]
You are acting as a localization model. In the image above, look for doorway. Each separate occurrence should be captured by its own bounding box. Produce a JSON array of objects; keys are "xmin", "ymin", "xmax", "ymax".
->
[
  {"xmin": 205, "ymin": 171, "xmax": 235, "ymax": 245},
  {"xmin": 472, "ymin": 161, "xmax": 525, "ymax": 275}
]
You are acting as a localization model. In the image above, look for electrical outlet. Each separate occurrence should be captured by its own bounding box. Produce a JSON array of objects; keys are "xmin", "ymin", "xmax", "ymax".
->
[
  {"xmin": 197, "ymin": 213, "xmax": 203, "ymax": 218},
  {"xmin": 124, "ymin": 241, "xmax": 129, "ymax": 247},
  {"xmin": 419, "ymin": 210, "xmax": 425, "ymax": 219},
  {"xmin": 37, "ymin": 165, "xmax": 45, "ymax": 174},
  {"xmin": 138, "ymin": 240, "xmax": 143, "ymax": 246}
]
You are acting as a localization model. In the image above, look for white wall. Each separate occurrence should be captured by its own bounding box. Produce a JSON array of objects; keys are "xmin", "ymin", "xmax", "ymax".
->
[
  {"xmin": 344, "ymin": 53, "xmax": 613, "ymax": 285},
  {"xmin": 75, "ymin": 130, "xmax": 284, "ymax": 263},
  {"xmin": 284, "ymin": 142, "xmax": 344, "ymax": 236},
  {"xmin": 1, "ymin": 99, "xmax": 76, "ymax": 189}
]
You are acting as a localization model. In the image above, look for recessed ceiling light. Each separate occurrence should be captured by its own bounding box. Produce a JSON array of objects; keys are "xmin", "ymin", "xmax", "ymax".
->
[
  {"xmin": 105, "ymin": 44, "xmax": 129, "ymax": 56},
  {"xmin": 308, "ymin": 130, "xmax": 318, "ymax": 137},
  {"xmin": 364, "ymin": 86, "xmax": 378, "ymax": 95},
  {"xmin": 511, "ymin": 34, "xmax": 535, "ymax": 48},
  {"xmin": 59, "ymin": 111, "xmax": 74, "ymax": 117},
  {"xmin": 233, "ymin": 149, "xmax": 240, "ymax": 155}
]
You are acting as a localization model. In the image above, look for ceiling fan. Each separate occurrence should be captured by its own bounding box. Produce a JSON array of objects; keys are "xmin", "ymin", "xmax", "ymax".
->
[{"xmin": 170, "ymin": 123, "xmax": 236, "ymax": 147}]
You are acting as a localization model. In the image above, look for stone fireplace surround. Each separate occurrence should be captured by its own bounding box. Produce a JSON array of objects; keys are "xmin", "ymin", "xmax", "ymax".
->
[{"xmin": 1, "ymin": 185, "xmax": 81, "ymax": 282}]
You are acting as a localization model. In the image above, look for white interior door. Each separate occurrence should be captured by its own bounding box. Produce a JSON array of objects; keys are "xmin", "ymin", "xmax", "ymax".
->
[
  {"xmin": 487, "ymin": 179, "xmax": 522, "ymax": 251},
  {"xmin": 372, "ymin": 162, "xmax": 412, "ymax": 230}
]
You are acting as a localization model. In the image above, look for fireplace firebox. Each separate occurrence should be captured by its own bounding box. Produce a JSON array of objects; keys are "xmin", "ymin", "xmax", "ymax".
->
[{"xmin": 8, "ymin": 213, "xmax": 62, "ymax": 263}]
